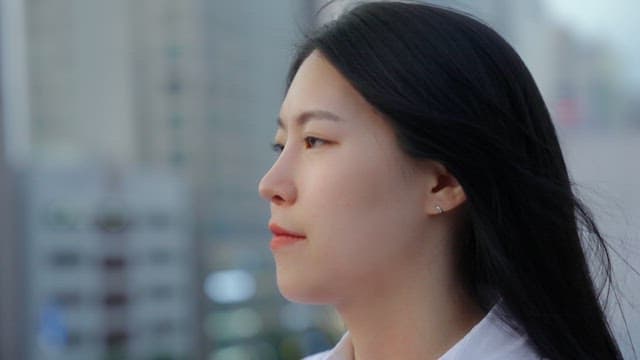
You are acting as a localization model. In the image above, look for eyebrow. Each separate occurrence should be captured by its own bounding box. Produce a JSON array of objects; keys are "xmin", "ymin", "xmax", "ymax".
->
[{"xmin": 277, "ymin": 110, "xmax": 342, "ymax": 130}]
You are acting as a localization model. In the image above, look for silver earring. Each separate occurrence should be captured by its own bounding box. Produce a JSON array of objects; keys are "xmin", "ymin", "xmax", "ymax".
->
[{"xmin": 435, "ymin": 205, "xmax": 444, "ymax": 214}]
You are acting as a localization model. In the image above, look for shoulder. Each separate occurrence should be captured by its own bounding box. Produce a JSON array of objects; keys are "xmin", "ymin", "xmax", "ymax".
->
[
  {"xmin": 300, "ymin": 332, "xmax": 352, "ymax": 360},
  {"xmin": 439, "ymin": 302, "xmax": 543, "ymax": 360}
]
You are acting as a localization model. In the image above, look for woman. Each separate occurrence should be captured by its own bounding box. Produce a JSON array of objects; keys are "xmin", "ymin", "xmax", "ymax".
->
[{"xmin": 258, "ymin": 1, "xmax": 624, "ymax": 359}]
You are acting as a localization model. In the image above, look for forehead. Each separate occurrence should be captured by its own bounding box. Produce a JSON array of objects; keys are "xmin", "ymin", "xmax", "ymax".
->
[{"xmin": 279, "ymin": 51, "xmax": 377, "ymax": 128}]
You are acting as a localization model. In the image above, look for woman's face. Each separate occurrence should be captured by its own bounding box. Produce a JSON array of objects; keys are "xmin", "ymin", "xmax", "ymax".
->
[{"xmin": 258, "ymin": 50, "xmax": 435, "ymax": 304}]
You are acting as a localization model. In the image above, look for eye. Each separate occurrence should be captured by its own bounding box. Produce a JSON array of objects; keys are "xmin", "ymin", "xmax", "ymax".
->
[
  {"xmin": 270, "ymin": 142, "xmax": 284, "ymax": 154},
  {"xmin": 269, "ymin": 136, "xmax": 328, "ymax": 154},
  {"xmin": 304, "ymin": 136, "xmax": 327, "ymax": 149}
]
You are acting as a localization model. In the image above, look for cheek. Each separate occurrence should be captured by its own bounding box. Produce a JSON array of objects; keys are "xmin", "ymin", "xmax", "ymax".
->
[
  {"xmin": 301, "ymin": 150, "xmax": 423, "ymax": 268},
  {"xmin": 303, "ymin": 153, "xmax": 391, "ymax": 224}
]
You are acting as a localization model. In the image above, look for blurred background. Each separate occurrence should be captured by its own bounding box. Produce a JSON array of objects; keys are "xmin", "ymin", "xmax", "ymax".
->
[{"xmin": 0, "ymin": 0, "xmax": 638, "ymax": 359}]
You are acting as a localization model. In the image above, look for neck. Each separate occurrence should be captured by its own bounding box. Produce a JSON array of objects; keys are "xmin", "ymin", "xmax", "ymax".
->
[{"xmin": 334, "ymin": 242, "xmax": 485, "ymax": 360}]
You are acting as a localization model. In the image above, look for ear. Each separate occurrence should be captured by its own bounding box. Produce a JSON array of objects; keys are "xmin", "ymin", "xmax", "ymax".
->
[{"xmin": 423, "ymin": 161, "xmax": 467, "ymax": 216}]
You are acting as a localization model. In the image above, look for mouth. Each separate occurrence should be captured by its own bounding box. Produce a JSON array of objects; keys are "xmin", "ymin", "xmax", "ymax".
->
[{"xmin": 269, "ymin": 223, "xmax": 307, "ymax": 250}]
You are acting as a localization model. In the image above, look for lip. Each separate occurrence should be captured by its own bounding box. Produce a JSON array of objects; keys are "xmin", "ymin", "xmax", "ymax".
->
[{"xmin": 269, "ymin": 223, "xmax": 307, "ymax": 250}]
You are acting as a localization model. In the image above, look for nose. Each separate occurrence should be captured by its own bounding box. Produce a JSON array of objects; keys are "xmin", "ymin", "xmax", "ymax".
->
[{"xmin": 258, "ymin": 157, "xmax": 297, "ymax": 206}]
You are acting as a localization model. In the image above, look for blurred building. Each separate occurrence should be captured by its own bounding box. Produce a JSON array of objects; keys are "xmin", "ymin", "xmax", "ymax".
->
[
  {"xmin": 0, "ymin": 112, "xmax": 22, "ymax": 359},
  {"xmin": 24, "ymin": 0, "xmax": 136, "ymax": 165},
  {"xmin": 13, "ymin": 0, "xmax": 339, "ymax": 359},
  {"xmin": 22, "ymin": 164, "xmax": 195, "ymax": 360},
  {"xmin": 445, "ymin": 0, "xmax": 629, "ymax": 132},
  {"xmin": 117, "ymin": 0, "xmax": 336, "ymax": 357},
  {"xmin": 194, "ymin": 1, "xmax": 340, "ymax": 358},
  {"xmin": 0, "ymin": 0, "xmax": 26, "ymax": 359},
  {"xmin": 8, "ymin": 0, "xmax": 200, "ymax": 359}
]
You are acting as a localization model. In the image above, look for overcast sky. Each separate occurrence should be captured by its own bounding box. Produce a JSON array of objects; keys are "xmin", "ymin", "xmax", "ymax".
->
[{"xmin": 543, "ymin": 0, "xmax": 640, "ymax": 91}]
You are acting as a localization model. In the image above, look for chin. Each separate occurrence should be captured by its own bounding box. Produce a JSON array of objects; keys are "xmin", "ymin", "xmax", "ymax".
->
[{"xmin": 276, "ymin": 269, "xmax": 335, "ymax": 305}]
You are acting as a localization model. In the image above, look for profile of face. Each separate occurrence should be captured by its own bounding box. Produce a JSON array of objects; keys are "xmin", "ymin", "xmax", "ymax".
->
[{"xmin": 258, "ymin": 50, "xmax": 464, "ymax": 305}]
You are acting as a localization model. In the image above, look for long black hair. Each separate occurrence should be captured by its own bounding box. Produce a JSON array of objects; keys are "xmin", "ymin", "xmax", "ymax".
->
[{"xmin": 284, "ymin": 1, "xmax": 626, "ymax": 359}]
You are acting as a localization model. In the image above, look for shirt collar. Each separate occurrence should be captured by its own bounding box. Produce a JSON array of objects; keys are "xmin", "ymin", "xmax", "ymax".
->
[
  {"xmin": 318, "ymin": 301, "xmax": 535, "ymax": 360},
  {"xmin": 319, "ymin": 331, "xmax": 353, "ymax": 360}
]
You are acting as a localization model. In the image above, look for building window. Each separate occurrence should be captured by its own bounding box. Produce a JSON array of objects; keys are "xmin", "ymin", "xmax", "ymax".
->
[
  {"xmin": 103, "ymin": 293, "xmax": 128, "ymax": 307},
  {"xmin": 105, "ymin": 330, "xmax": 128, "ymax": 347},
  {"xmin": 103, "ymin": 256, "xmax": 126, "ymax": 270},
  {"xmin": 169, "ymin": 113, "xmax": 183, "ymax": 129},
  {"xmin": 54, "ymin": 292, "xmax": 82, "ymax": 307},
  {"xmin": 95, "ymin": 209, "xmax": 131, "ymax": 234},
  {"xmin": 149, "ymin": 249, "xmax": 172, "ymax": 264},
  {"xmin": 50, "ymin": 252, "xmax": 81, "ymax": 267},
  {"xmin": 66, "ymin": 331, "xmax": 83, "ymax": 347},
  {"xmin": 148, "ymin": 285, "xmax": 174, "ymax": 300},
  {"xmin": 147, "ymin": 211, "xmax": 171, "ymax": 229},
  {"xmin": 167, "ymin": 75, "xmax": 182, "ymax": 94},
  {"xmin": 166, "ymin": 45, "xmax": 183, "ymax": 62},
  {"xmin": 150, "ymin": 320, "xmax": 175, "ymax": 337},
  {"xmin": 170, "ymin": 150, "xmax": 185, "ymax": 166},
  {"xmin": 41, "ymin": 204, "xmax": 79, "ymax": 231}
]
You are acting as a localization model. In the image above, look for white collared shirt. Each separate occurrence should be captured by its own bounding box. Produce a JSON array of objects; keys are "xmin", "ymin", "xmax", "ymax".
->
[{"xmin": 301, "ymin": 304, "xmax": 542, "ymax": 360}]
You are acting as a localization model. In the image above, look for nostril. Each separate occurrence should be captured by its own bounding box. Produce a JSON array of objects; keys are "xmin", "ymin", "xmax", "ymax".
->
[{"xmin": 272, "ymin": 194, "xmax": 285, "ymax": 204}]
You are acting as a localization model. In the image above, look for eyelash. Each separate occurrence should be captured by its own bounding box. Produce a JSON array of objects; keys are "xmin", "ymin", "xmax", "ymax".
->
[{"xmin": 271, "ymin": 136, "xmax": 327, "ymax": 153}]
